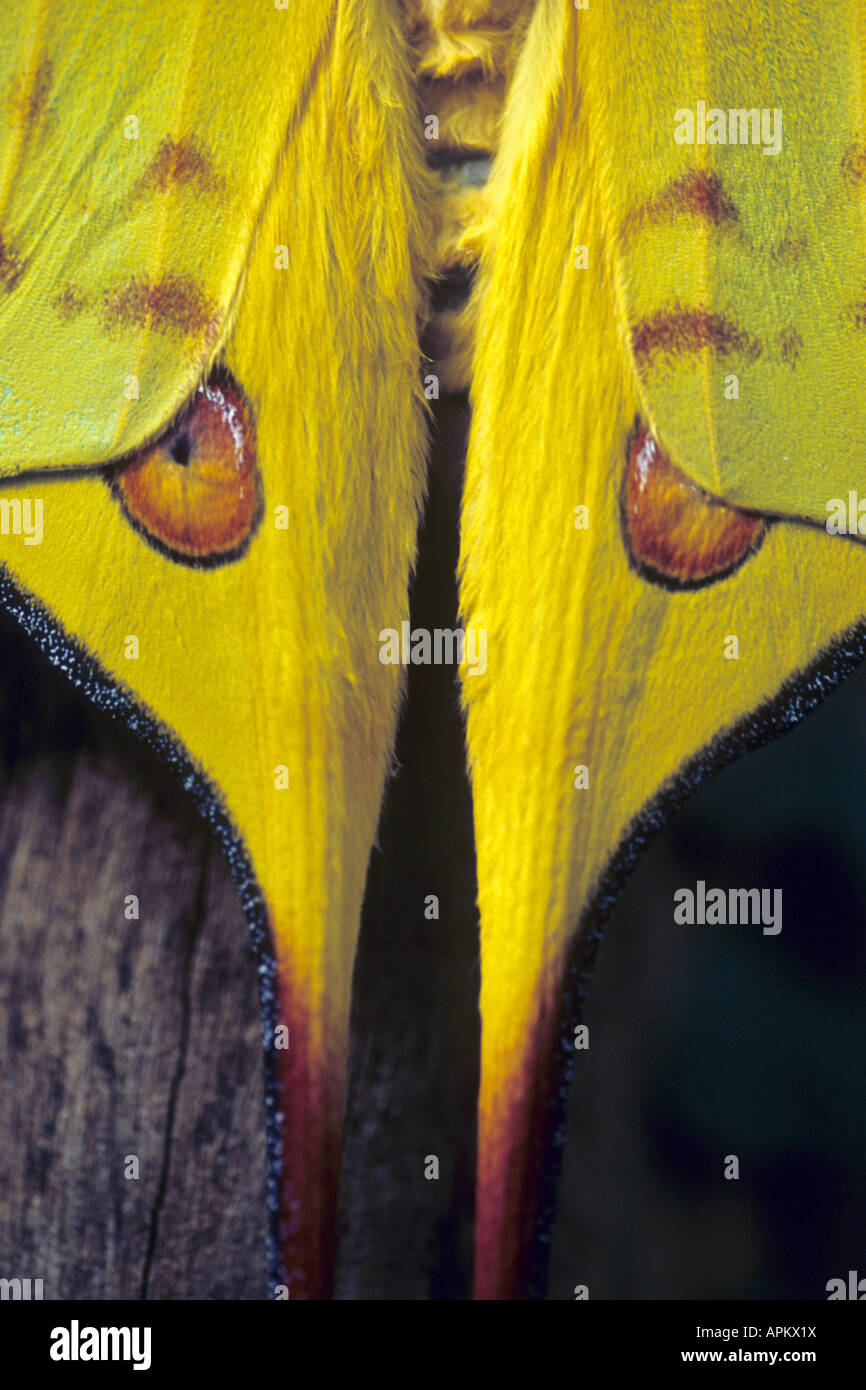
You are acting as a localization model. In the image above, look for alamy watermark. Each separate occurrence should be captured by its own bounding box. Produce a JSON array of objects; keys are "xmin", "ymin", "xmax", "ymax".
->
[
  {"xmin": 826, "ymin": 493, "xmax": 866, "ymax": 534},
  {"xmin": 827, "ymin": 1270, "xmax": 866, "ymax": 1299},
  {"xmin": 0, "ymin": 497, "xmax": 42, "ymax": 544},
  {"xmin": 674, "ymin": 880, "xmax": 782, "ymax": 935},
  {"xmin": 49, "ymin": 1320, "xmax": 151, "ymax": 1371},
  {"xmin": 674, "ymin": 103, "xmax": 782, "ymax": 157},
  {"xmin": 0, "ymin": 1276, "xmax": 43, "ymax": 1299},
  {"xmin": 379, "ymin": 622, "xmax": 487, "ymax": 676}
]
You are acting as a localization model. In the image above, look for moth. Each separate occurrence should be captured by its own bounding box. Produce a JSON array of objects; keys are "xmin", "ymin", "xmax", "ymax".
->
[{"xmin": 2, "ymin": 0, "xmax": 866, "ymax": 1300}]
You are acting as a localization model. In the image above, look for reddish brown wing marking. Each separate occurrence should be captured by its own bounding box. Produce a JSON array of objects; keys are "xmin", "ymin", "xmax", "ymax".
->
[
  {"xmin": 130, "ymin": 136, "xmax": 225, "ymax": 201},
  {"xmin": 0, "ymin": 231, "xmax": 24, "ymax": 290},
  {"xmin": 631, "ymin": 307, "xmax": 763, "ymax": 371},
  {"xmin": 626, "ymin": 170, "xmax": 808, "ymax": 379},
  {"xmin": 843, "ymin": 292, "xmax": 866, "ymax": 331},
  {"xmin": 770, "ymin": 229, "xmax": 809, "ymax": 265},
  {"xmin": 778, "ymin": 325, "xmax": 803, "ymax": 366},
  {"xmin": 8, "ymin": 54, "xmax": 52, "ymax": 133},
  {"xmin": 51, "ymin": 274, "xmax": 218, "ymax": 342},
  {"xmin": 98, "ymin": 275, "xmax": 219, "ymax": 342},
  {"xmin": 622, "ymin": 424, "xmax": 766, "ymax": 588},
  {"xmin": 841, "ymin": 137, "xmax": 866, "ymax": 187},
  {"xmin": 52, "ymin": 283, "xmax": 88, "ymax": 318},
  {"xmin": 112, "ymin": 371, "xmax": 262, "ymax": 566},
  {"xmin": 627, "ymin": 169, "xmax": 740, "ymax": 235}
]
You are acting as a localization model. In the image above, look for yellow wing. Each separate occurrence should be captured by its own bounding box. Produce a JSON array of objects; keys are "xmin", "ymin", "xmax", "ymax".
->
[
  {"xmin": 597, "ymin": 1, "xmax": 866, "ymax": 521},
  {"xmin": 0, "ymin": 0, "xmax": 432, "ymax": 1298},
  {"xmin": 0, "ymin": 0, "xmax": 331, "ymax": 471},
  {"xmin": 461, "ymin": 0, "xmax": 866, "ymax": 1296}
]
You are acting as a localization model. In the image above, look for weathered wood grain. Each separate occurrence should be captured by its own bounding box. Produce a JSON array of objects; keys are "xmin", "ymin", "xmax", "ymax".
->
[{"xmin": 0, "ymin": 618, "xmax": 268, "ymax": 1299}]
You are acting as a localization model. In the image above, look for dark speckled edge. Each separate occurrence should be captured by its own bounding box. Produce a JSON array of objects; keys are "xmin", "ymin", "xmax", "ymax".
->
[{"xmin": 0, "ymin": 565, "xmax": 284, "ymax": 1300}]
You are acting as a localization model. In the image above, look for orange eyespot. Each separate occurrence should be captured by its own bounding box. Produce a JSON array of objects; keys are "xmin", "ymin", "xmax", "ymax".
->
[
  {"xmin": 622, "ymin": 424, "xmax": 766, "ymax": 588},
  {"xmin": 111, "ymin": 371, "xmax": 262, "ymax": 565}
]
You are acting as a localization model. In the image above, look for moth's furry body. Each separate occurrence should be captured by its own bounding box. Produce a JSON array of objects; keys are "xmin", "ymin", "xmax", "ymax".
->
[{"xmin": 401, "ymin": 0, "xmax": 534, "ymax": 388}]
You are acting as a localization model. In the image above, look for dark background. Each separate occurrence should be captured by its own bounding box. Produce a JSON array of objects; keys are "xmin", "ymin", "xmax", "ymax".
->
[{"xmin": 549, "ymin": 661, "xmax": 866, "ymax": 1299}]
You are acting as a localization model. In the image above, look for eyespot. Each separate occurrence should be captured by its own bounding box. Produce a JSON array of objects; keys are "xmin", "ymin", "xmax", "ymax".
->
[
  {"xmin": 622, "ymin": 424, "xmax": 766, "ymax": 589},
  {"xmin": 110, "ymin": 370, "xmax": 262, "ymax": 566}
]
